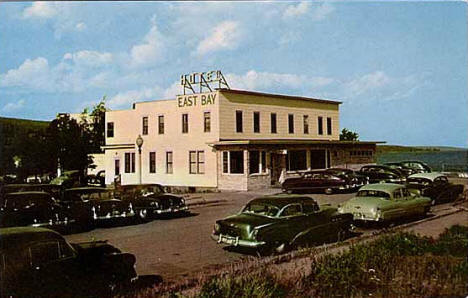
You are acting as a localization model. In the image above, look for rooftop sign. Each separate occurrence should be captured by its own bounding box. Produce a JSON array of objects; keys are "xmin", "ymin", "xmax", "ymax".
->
[{"xmin": 180, "ymin": 70, "xmax": 230, "ymax": 95}]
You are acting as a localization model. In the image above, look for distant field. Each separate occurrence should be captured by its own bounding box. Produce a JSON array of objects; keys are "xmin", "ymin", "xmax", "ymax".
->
[{"xmin": 377, "ymin": 148, "xmax": 468, "ymax": 172}]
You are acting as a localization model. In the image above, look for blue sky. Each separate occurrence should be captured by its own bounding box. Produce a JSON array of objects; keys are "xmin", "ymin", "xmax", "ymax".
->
[{"xmin": 0, "ymin": 1, "xmax": 466, "ymax": 147}]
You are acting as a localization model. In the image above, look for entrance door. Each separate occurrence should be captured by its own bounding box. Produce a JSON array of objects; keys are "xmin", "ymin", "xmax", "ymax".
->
[
  {"xmin": 270, "ymin": 153, "xmax": 284, "ymax": 186},
  {"xmin": 310, "ymin": 150, "xmax": 326, "ymax": 169}
]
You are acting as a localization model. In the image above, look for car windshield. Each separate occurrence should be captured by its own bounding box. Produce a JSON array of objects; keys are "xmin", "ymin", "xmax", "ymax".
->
[
  {"xmin": 407, "ymin": 178, "xmax": 431, "ymax": 185},
  {"xmin": 242, "ymin": 203, "xmax": 280, "ymax": 217},
  {"xmin": 67, "ymin": 190, "xmax": 113, "ymax": 201},
  {"xmin": 356, "ymin": 190, "xmax": 390, "ymax": 199}
]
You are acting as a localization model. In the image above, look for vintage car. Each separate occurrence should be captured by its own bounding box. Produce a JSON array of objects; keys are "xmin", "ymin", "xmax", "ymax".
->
[
  {"xmin": 406, "ymin": 172, "xmax": 464, "ymax": 205},
  {"xmin": 399, "ymin": 161, "xmax": 432, "ymax": 173},
  {"xmin": 0, "ymin": 192, "xmax": 76, "ymax": 230},
  {"xmin": 383, "ymin": 162, "xmax": 416, "ymax": 177},
  {"xmin": 115, "ymin": 184, "xmax": 189, "ymax": 220},
  {"xmin": 282, "ymin": 170, "xmax": 358, "ymax": 194},
  {"xmin": 0, "ymin": 227, "xmax": 137, "ymax": 297},
  {"xmin": 337, "ymin": 183, "xmax": 432, "ymax": 223},
  {"xmin": 50, "ymin": 170, "xmax": 82, "ymax": 188},
  {"xmin": 85, "ymin": 170, "xmax": 106, "ymax": 187},
  {"xmin": 61, "ymin": 187, "xmax": 135, "ymax": 225},
  {"xmin": 358, "ymin": 165, "xmax": 406, "ymax": 184},
  {"xmin": 0, "ymin": 183, "xmax": 62, "ymax": 201},
  {"xmin": 212, "ymin": 194, "xmax": 353, "ymax": 254},
  {"xmin": 325, "ymin": 168, "xmax": 369, "ymax": 188}
]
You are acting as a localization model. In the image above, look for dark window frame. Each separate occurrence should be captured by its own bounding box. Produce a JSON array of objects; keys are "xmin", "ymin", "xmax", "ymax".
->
[
  {"xmin": 288, "ymin": 114, "xmax": 294, "ymax": 134},
  {"xmin": 107, "ymin": 122, "xmax": 114, "ymax": 138},
  {"xmin": 270, "ymin": 113, "xmax": 277, "ymax": 134},
  {"xmin": 253, "ymin": 112, "xmax": 260, "ymax": 133},
  {"xmin": 166, "ymin": 151, "xmax": 173, "ymax": 174},
  {"xmin": 236, "ymin": 110, "xmax": 243, "ymax": 133},
  {"xmin": 158, "ymin": 115, "xmax": 164, "ymax": 134},
  {"xmin": 327, "ymin": 117, "xmax": 332, "ymax": 135},
  {"xmin": 318, "ymin": 116, "xmax": 323, "ymax": 135},
  {"xmin": 204, "ymin": 112, "xmax": 211, "ymax": 133},
  {"xmin": 303, "ymin": 115, "xmax": 309, "ymax": 134},
  {"xmin": 149, "ymin": 152, "xmax": 156, "ymax": 173},
  {"xmin": 182, "ymin": 113, "xmax": 189, "ymax": 134},
  {"xmin": 142, "ymin": 117, "xmax": 148, "ymax": 135}
]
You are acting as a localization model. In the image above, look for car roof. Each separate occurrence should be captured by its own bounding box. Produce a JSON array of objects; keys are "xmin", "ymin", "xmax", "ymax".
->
[
  {"xmin": 359, "ymin": 183, "xmax": 404, "ymax": 193},
  {"xmin": 0, "ymin": 227, "xmax": 63, "ymax": 251},
  {"xmin": 5, "ymin": 191, "xmax": 51, "ymax": 197},
  {"xmin": 408, "ymin": 172, "xmax": 446, "ymax": 181},
  {"xmin": 65, "ymin": 187, "xmax": 109, "ymax": 192},
  {"xmin": 249, "ymin": 194, "xmax": 317, "ymax": 208}
]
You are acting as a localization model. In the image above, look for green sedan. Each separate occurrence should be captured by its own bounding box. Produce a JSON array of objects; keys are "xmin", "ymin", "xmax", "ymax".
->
[
  {"xmin": 337, "ymin": 183, "xmax": 432, "ymax": 223},
  {"xmin": 211, "ymin": 194, "xmax": 353, "ymax": 254}
]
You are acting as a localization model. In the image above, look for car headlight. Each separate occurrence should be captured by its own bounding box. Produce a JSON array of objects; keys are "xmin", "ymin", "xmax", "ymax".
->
[
  {"xmin": 251, "ymin": 228, "xmax": 259, "ymax": 239},
  {"xmin": 213, "ymin": 223, "xmax": 220, "ymax": 233}
]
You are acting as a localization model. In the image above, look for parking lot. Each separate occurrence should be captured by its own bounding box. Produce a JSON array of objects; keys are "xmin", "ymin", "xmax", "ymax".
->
[{"xmin": 64, "ymin": 182, "xmax": 467, "ymax": 284}]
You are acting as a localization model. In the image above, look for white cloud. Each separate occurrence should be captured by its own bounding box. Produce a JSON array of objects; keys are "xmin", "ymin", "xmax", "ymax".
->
[
  {"xmin": 130, "ymin": 16, "xmax": 165, "ymax": 67},
  {"xmin": 2, "ymin": 99, "xmax": 26, "ymax": 112},
  {"xmin": 344, "ymin": 71, "xmax": 390, "ymax": 98},
  {"xmin": 75, "ymin": 22, "xmax": 86, "ymax": 31},
  {"xmin": 108, "ymin": 86, "xmax": 164, "ymax": 108},
  {"xmin": 0, "ymin": 57, "xmax": 52, "ymax": 91},
  {"xmin": 22, "ymin": 2, "xmax": 57, "ymax": 19},
  {"xmin": 195, "ymin": 21, "xmax": 242, "ymax": 56},
  {"xmin": 283, "ymin": 2, "xmax": 309, "ymax": 19},
  {"xmin": 63, "ymin": 50, "xmax": 113, "ymax": 67}
]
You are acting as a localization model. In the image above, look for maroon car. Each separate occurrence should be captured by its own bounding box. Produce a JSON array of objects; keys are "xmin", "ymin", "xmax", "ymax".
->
[{"xmin": 282, "ymin": 170, "xmax": 354, "ymax": 194}]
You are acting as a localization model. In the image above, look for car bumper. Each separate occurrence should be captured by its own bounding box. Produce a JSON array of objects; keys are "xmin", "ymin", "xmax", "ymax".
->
[
  {"xmin": 94, "ymin": 212, "xmax": 136, "ymax": 220},
  {"xmin": 351, "ymin": 212, "xmax": 381, "ymax": 222},
  {"xmin": 211, "ymin": 234, "xmax": 266, "ymax": 248},
  {"xmin": 31, "ymin": 219, "xmax": 77, "ymax": 227},
  {"xmin": 154, "ymin": 206, "xmax": 189, "ymax": 215}
]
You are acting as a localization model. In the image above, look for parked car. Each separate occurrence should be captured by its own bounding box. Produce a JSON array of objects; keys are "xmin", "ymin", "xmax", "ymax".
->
[
  {"xmin": 406, "ymin": 172, "xmax": 464, "ymax": 205},
  {"xmin": 0, "ymin": 227, "xmax": 137, "ymax": 297},
  {"xmin": 61, "ymin": 187, "xmax": 135, "ymax": 225},
  {"xmin": 0, "ymin": 192, "xmax": 75, "ymax": 230},
  {"xmin": 115, "ymin": 184, "xmax": 189, "ymax": 220},
  {"xmin": 383, "ymin": 162, "xmax": 416, "ymax": 177},
  {"xmin": 85, "ymin": 170, "xmax": 106, "ymax": 187},
  {"xmin": 337, "ymin": 183, "xmax": 432, "ymax": 223},
  {"xmin": 0, "ymin": 184, "xmax": 62, "ymax": 201},
  {"xmin": 212, "ymin": 194, "xmax": 353, "ymax": 254},
  {"xmin": 324, "ymin": 168, "xmax": 369, "ymax": 188},
  {"xmin": 282, "ymin": 170, "xmax": 357, "ymax": 194},
  {"xmin": 358, "ymin": 165, "xmax": 406, "ymax": 184},
  {"xmin": 399, "ymin": 161, "xmax": 432, "ymax": 173}
]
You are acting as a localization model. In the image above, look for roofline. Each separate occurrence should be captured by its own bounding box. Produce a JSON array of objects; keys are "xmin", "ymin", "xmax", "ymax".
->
[{"xmin": 218, "ymin": 88, "xmax": 342, "ymax": 105}]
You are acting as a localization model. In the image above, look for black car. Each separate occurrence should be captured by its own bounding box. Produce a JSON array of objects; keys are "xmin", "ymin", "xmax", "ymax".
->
[
  {"xmin": 406, "ymin": 172, "xmax": 464, "ymax": 204},
  {"xmin": 383, "ymin": 162, "xmax": 416, "ymax": 177},
  {"xmin": 85, "ymin": 170, "xmax": 106, "ymax": 187},
  {"xmin": 0, "ymin": 192, "xmax": 76, "ymax": 231},
  {"xmin": 399, "ymin": 161, "xmax": 432, "ymax": 173},
  {"xmin": 61, "ymin": 187, "xmax": 135, "ymax": 225},
  {"xmin": 116, "ymin": 184, "xmax": 189, "ymax": 220},
  {"xmin": 0, "ymin": 227, "xmax": 137, "ymax": 297},
  {"xmin": 324, "ymin": 168, "xmax": 369, "ymax": 188},
  {"xmin": 282, "ymin": 170, "xmax": 355, "ymax": 194},
  {"xmin": 0, "ymin": 184, "xmax": 63, "ymax": 201},
  {"xmin": 358, "ymin": 165, "xmax": 406, "ymax": 184}
]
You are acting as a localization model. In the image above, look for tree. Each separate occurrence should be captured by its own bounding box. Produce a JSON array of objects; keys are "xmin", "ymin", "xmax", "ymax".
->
[
  {"xmin": 81, "ymin": 96, "xmax": 107, "ymax": 153},
  {"xmin": 340, "ymin": 128, "xmax": 359, "ymax": 141}
]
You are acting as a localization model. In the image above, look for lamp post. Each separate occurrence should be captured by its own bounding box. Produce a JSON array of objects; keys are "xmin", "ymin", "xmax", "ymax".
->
[{"xmin": 136, "ymin": 135, "xmax": 144, "ymax": 184}]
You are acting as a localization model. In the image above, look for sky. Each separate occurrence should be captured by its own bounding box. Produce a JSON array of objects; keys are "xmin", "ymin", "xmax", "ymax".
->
[{"xmin": 0, "ymin": 1, "xmax": 466, "ymax": 147}]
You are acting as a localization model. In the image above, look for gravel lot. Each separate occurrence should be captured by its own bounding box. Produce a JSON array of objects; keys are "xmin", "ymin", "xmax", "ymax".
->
[{"xmin": 65, "ymin": 179, "xmax": 467, "ymax": 284}]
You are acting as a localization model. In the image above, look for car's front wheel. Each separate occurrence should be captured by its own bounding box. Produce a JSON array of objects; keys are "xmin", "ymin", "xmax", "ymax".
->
[{"xmin": 138, "ymin": 209, "xmax": 149, "ymax": 221}]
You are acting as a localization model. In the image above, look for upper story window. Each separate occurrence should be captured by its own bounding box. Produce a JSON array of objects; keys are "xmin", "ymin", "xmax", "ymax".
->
[
  {"xmin": 303, "ymin": 115, "xmax": 309, "ymax": 134},
  {"xmin": 236, "ymin": 110, "xmax": 243, "ymax": 133},
  {"xmin": 158, "ymin": 115, "xmax": 164, "ymax": 134},
  {"xmin": 142, "ymin": 117, "xmax": 148, "ymax": 135},
  {"xmin": 182, "ymin": 114, "xmax": 188, "ymax": 134},
  {"xmin": 253, "ymin": 112, "xmax": 260, "ymax": 133},
  {"xmin": 318, "ymin": 116, "xmax": 323, "ymax": 135},
  {"xmin": 288, "ymin": 114, "xmax": 294, "ymax": 134},
  {"xmin": 107, "ymin": 122, "xmax": 114, "ymax": 138},
  {"xmin": 204, "ymin": 112, "xmax": 211, "ymax": 133},
  {"xmin": 271, "ymin": 113, "xmax": 277, "ymax": 134},
  {"xmin": 327, "ymin": 117, "xmax": 332, "ymax": 135},
  {"xmin": 149, "ymin": 152, "xmax": 156, "ymax": 173},
  {"xmin": 166, "ymin": 151, "xmax": 173, "ymax": 174}
]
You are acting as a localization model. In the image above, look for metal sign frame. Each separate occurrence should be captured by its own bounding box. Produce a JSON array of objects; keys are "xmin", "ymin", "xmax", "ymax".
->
[{"xmin": 180, "ymin": 70, "xmax": 230, "ymax": 95}]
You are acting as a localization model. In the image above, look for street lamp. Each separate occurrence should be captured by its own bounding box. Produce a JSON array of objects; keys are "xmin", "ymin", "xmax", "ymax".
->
[{"xmin": 136, "ymin": 135, "xmax": 144, "ymax": 184}]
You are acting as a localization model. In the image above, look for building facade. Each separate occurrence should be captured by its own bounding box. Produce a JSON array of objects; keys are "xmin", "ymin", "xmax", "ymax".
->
[{"xmin": 103, "ymin": 89, "xmax": 380, "ymax": 191}]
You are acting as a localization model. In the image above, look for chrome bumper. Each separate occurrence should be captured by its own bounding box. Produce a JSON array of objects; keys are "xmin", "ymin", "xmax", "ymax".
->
[{"xmin": 211, "ymin": 234, "xmax": 266, "ymax": 248}]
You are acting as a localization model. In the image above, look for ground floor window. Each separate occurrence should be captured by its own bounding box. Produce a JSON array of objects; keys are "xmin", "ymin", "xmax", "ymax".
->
[
  {"xmin": 222, "ymin": 151, "xmax": 244, "ymax": 174},
  {"xmin": 114, "ymin": 159, "xmax": 120, "ymax": 176},
  {"xmin": 189, "ymin": 150, "xmax": 205, "ymax": 174},
  {"xmin": 166, "ymin": 152, "xmax": 173, "ymax": 174},
  {"xmin": 149, "ymin": 152, "xmax": 156, "ymax": 173},
  {"xmin": 249, "ymin": 151, "xmax": 267, "ymax": 174},
  {"xmin": 287, "ymin": 150, "xmax": 307, "ymax": 171},
  {"xmin": 124, "ymin": 152, "xmax": 135, "ymax": 173}
]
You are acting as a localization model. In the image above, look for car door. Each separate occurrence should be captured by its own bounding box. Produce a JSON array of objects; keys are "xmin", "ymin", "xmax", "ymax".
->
[
  {"xmin": 384, "ymin": 189, "xmax": 406, "ymax": 220},
  {"xmin": 400, "ymin": 188, "xmax": 424, "ymax": 216},
  {"xmin": 277, "ymin": 204, "xmax": 308, "ymax": 244},
  {"xmin": 295, "ymin": 200, "xmax": 330, "ymax": 245}
]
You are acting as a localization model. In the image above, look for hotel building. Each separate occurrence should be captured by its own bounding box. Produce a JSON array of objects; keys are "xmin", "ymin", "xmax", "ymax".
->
[{"xmin": 103, "ymin": 88, "xmax": 380, "ymax": 191}]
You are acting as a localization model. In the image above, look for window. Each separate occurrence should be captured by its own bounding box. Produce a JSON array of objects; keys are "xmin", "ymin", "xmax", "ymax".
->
[
  {"xmin": 288, "ymin": 114, "xmax": 294, "ymax": 134},
  {"xmin": 261, "ymin": 151, "xmax": 267, "ymax": 173},
  {"xmin": 249, "ymin": 151, "xmax": 260, "ymax": 174},
  {"xmin": 182, "ymin": 114, "xmax": 188, "ymax": 133},
  {"xmin": 270, "ymin": 113, "xmax": 277, "ymax": 133},
  {"xmin": 222, "ymin": 152, "xmax": 229, "ymax": 173},
  {"xmin": 142, "ymin": 117, "xmax": 148, "ymax": 135},
  {"xmin": 158, "ymin": 115, "xmax": 164, "ymax": 134},
  {"xmin": 166, "ymin": 152, "xmax": 173, "ymax": 174},
  {"xmin": 29, "ymin": 241, "xmax": 60, "ymax": 267},
  {"xmin": 149, "ymin": 152, "xmax": 156, "ymax": 173},
  {"xmin": 107, "ymin": 122, "xmax": 114, "ymax": 138},
  {"xmin": 204, "ymin": 112, "xmax": 211, "ymax": 133},
  {"xmin": 189, "ymin": 151, "xmax": 205, "ymax": 174},
  {"xmin": 236, "ymin": 110, "xmax": 243, "ymax": 133},
  {"xmin": 287, "ymin": 150, "xmax": 307, "ymax": 171},
  {"xmin": 327, "ymin": 117, "xmax": 332, "ymax": 135},
  {"xmin": 230, "ymin": 151, "xmax": 244, "ymax": 174},
  {"xmin": 124, "ymin": 152, "xmax": 135, "ymax": 173},
  {"xmin": 318, "ymin": 117, "xmax": 323, "ymax": 135},
  {"xmin": 253, "ymin": 112, "xmax": 260, "ymax": 133},
  {"xmin": 303, "ymin": 115, "xmax": 309, "ymax": 134},
  {"xmin": 114, "ymin": 159, "xmax": 120, "ymax": 176},
  {"xmin": 280, "ymin": 204, "xmax": 303, "ymax": 217}
]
